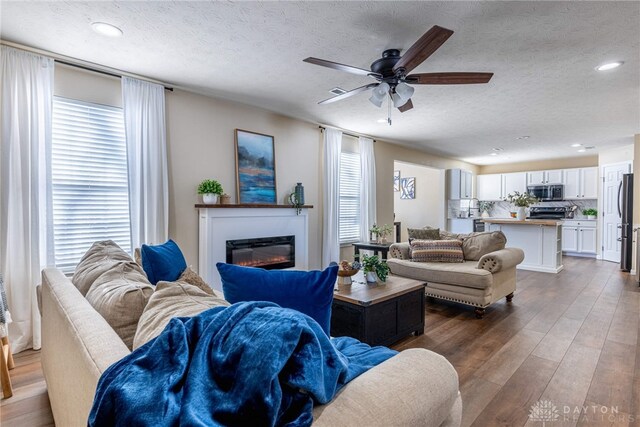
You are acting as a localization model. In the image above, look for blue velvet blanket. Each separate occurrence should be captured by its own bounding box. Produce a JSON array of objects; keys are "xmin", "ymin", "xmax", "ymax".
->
[{"xmin": 89, "ymin": 301, "xmax": 397, "ymax": 426}]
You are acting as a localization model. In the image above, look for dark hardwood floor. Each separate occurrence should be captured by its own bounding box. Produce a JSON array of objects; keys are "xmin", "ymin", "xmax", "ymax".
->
[{"xmin": 1, "ymin": 256, "xmax": 638, "ymax": 426}]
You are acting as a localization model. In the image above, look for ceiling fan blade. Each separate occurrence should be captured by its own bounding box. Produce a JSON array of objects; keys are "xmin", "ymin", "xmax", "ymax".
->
[
  {"xmin": 318, "ymin": 83, "xmax": 379, "ymax": 105},
  {"xmin": 406, "ymin": 72, "xmax": 494, "ymax": 84},
  {"xmin": 393, "ymin": 26, "xmax": 454, "ymax": 74},
  {"xmin": 303, "ymin": 57, "xmax": 381, "ymax": 78},
  {"xmin": 398, "ymin": 99, "xmax": 413, "ymax": 113}
]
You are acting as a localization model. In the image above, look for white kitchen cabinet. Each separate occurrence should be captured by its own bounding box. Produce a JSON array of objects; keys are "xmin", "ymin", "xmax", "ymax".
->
[
  {"xmin": 477, "ymin": 174, "xmax": 502, "ymax": 201},
  {"xmin": 477, "ymin": 172, "xmax": 527, "ymax": 201},
  {"xmin": 502, "ymin": 172, "xmax": 528, "ymax": 196},
  {"xmin": 563, "ymin": 167, "xmax": 598, "ymax": 200},
  {"xmin": 578, "ymin": 227, "xmax": 597, "ymax": 253},
  {"xmin": 562, "ymin": 220, "xmax": 597, "ymax": 255},
  {"xmin": 447, "ymin": 169, "xmax": 473, "ymax": 199},
  {"xmin": 461, "ymin": 170, "xmax": 472, "ymax": 199},
  {"xmin": 527, "ymin": 169, "xmax": 563, "ymax": 185},
  {"xmin": 581, "ymin": 167, "xmax": 598, "ymax": 199},
  {"xmin": 448, "ymin": 218, "xmax": 474, "ymax": 234},
  {"xmin": 562, "ymin": 226, "xmax": 579, "ymax": 252}
]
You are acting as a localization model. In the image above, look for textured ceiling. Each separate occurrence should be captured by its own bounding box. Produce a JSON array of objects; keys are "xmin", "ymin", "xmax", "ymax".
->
[{"xmin": 1, "ymin": 1, "xmax": 638, "ymax": 165}]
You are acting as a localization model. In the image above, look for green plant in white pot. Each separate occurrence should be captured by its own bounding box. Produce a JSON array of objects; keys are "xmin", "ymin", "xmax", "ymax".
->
[
  {"xmin": 197, "ymin": 179, "xmax": 223, "ymax": 204},
  {"xmin": 361, "ymin": 254, "xmax": 390, "ymax": 283},
  {"xmin": 582, "ymin": 208, "xmax": 597, "ymax": 220},
  {"xmin": 504, "ymin": 191, "xmax": 539, "ymax": 220}
]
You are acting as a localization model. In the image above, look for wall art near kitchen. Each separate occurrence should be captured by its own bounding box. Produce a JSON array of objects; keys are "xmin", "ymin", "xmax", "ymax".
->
[
  {"xmin": 394, "ymin": 170, "xmax": 401, "ymax": 192},
  {"xmin": 235, "ymin": 129, "xmax": 277, "ymax": 204},
  {"xmin": 400, "ymin": 177, "xmax": 415, "ymax": 199}
]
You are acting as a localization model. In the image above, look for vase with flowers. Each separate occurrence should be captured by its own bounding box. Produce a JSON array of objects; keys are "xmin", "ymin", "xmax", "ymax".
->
[{"xmin": 504, "ymin": 191, "xmax": 539, "ymax": 220}]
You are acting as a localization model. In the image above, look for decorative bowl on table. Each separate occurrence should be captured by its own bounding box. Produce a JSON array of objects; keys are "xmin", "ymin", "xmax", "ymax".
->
[{"xmin": 337, "ymin": 261, "xmax": 361, "ymax": 285}]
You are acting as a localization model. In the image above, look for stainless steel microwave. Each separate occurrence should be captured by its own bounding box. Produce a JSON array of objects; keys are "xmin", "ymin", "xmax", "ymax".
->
[{"xmin": 527, "ymin": 184, "xmax": 564, "ymax": 201}]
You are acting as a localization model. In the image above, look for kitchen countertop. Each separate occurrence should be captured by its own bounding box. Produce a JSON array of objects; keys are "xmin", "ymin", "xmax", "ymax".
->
[{"xmin": 481, "ymin": 218, "xmax": 563, "ymax": 226}]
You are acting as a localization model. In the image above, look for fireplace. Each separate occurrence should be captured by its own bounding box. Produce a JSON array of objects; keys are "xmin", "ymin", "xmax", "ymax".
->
[{"xmin": 226, "ymin": 235, "xmax": 295, "ymax": 269}]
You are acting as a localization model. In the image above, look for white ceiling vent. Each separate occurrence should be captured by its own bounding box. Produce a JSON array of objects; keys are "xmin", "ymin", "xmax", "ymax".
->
[{"xmin": 330, "ymin": 87, "xmax": 347, "ymax": 96}]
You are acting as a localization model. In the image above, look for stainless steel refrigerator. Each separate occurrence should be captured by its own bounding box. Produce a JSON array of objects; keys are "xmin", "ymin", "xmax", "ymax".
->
[{"xmin": 620, "ymin": 173, "xmax": 633, "ymax": 271}]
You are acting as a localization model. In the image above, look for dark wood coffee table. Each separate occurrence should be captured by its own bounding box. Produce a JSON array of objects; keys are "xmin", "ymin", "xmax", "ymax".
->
[{"xmin": 330, "ymin": 272, "xmax": 426, "ymax": 347}]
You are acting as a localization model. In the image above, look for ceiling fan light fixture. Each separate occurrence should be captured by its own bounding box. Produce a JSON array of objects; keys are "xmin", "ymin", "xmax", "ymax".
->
[
  {"xmin": 369, "ymin": 82, "xmax": 389, "ymax": 108},
  {"xmin": 395, "ymin": 82, "xmax": 415, "ymax": 102},
  {"xmin": 369, "ymin": 94, "xmax": 384, "ymax": 108}
]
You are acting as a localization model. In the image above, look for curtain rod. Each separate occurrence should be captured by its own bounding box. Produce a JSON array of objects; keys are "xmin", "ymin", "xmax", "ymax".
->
[
  {"xmin": 318, "ymin": 126, "xmax": 375, "ymax": 142},
  {"xmin": 1, "ymin": 40, "xmax": 173, "ymax": 91}
]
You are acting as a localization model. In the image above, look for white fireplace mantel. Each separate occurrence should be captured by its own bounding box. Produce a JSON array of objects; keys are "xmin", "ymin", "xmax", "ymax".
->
[{"xmin": 197, "ymin": 204, "xmax": 311, "ymax": 291}]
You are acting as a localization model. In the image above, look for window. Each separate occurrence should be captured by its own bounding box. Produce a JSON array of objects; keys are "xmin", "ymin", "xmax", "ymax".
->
[
  {"xmin": 339, "ymin": 150, "xmax": 361, "ymax": 244},
  {"xmin": 51, "ymin": 97, "xmax": 131, "ymax": 273}
]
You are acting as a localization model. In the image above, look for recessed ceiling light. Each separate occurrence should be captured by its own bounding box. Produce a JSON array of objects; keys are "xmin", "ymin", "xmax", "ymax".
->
[
  {"xmin": 490, "ymin": 152, "xmax": 499, "ymax": 156},
  {"xmin": 91, "ymin": 22, "xmax": 123, "ymax": 37},
  {"xmin": 376, "ymin": 118, "xmax": 387, "ymax": 123},
  {"xmin": 570, "ymin": 143, "xmax": 582, "ymax": 147},
  {"xmin": 577, "ymin": 149, "xmax": 586, "ymax": 153},
  {"xmin": 596, "ymin": 61, "xmax": 623, "ymax": 71},
  {"xmin": 516, "ymin": 136, "xmax": 530, "ymax": 140}
]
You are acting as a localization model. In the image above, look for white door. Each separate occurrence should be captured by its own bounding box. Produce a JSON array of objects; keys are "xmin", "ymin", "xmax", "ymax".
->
[
  {"xmin": 562, "ymin": 227, "xmax": 578, "ymax": 251},
  {"xmin": 545, "ymin": 170, "xmax": 563, "ymax": 184},
  {"xmin": 503, "ymin": 172, "xmax": 527, "ymax": 198},
  {"xmin": 578, "ymin": 227, "xmax": 597, "ymax": 254},
  {"xmin": 602, "ymin": 162, "xmax": 631, "ymax": 262},
  {"xmin": 563, "ymin": 169, "xmax": 581, "ymax": 200},
  {"xmin": 477, "ymin": 174, "xmax": 502, "ymax": 200},
  {"xmin": 581, "ymin": 167, "xmax": 599, "ymax": 199}
]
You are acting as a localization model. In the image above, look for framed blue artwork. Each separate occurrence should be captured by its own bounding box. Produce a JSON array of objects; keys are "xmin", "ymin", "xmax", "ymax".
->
[
  {"xmin": 400, "ymin": 177, "xmax": 415, "ymax": 199},
  {"xmin": 235, "ymin": 129, "xmax": 277, "ymax": 204},
  {"xmin": 394, "ymin": 170, "xmax": 400, "ymax": 192}
]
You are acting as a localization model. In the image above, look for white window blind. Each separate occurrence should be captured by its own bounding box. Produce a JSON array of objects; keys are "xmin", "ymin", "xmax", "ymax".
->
[
  {"xmin": 339, "ymin": 151, "xmax": 361, "ymax": 244},
  {"xmin": 51, "ymin": 97, "xmax": 132, "ymax": 273}
]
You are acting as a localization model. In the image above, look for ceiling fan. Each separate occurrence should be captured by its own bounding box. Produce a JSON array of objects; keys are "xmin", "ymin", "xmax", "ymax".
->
[{"xmin": 303, "ymin": 25, "xmax": 493, "ymax": 124}]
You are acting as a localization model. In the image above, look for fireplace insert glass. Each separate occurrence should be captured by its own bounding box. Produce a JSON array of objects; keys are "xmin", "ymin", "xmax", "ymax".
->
[{"xmin": 226, "ymin": 235, "xmax": 295, "ymax": 270}]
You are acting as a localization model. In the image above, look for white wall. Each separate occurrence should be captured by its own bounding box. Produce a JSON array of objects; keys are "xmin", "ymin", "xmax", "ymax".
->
[{"xmin": 393, "ymin": 161, "xmax": 445, "ymax": 242}]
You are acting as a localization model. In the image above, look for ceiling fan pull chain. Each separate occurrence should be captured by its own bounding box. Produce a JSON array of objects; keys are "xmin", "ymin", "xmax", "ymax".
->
[{"xmin": 387, "ymin": 94, "xmax": 392, "ymax": 126}]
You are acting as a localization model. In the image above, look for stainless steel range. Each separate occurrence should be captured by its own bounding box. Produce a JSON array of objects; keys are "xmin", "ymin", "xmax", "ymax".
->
[{"xmin": 528, "ymin": 206, "xmax": 577, "ymax": 220}]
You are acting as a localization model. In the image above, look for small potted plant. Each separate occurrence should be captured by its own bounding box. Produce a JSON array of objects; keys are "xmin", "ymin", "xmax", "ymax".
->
[
  {"xmin": 479, "ymin": 201, "xmax": 495, "ymax": 218},
  {"xmin": 582, "ymin": 208, "xmax": 597, "ymax": 220},
  {"xmin": 197, "ymin": 179, "xmax": 223, "ymax": 204},
  {"xmin": 504, "ymin": 191, "xmax": 539, "ymax": 220},
  {"xmin": 361, "ymin": 254, "xmax": 390, "ymax": 283},
  {"xmin": 369, "ymin": 224, "xmax": 394, "ymax": 244}
]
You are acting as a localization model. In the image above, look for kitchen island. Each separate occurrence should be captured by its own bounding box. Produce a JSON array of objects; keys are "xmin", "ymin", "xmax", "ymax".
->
[{"xmin": 482, "ymin": 218, "xmax": 563, "ymax": 273}]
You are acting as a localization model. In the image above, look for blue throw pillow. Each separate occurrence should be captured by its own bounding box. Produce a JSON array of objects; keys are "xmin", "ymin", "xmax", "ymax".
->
[
  {"xmin": 141, "ymin": 239, "xmax": 187, "ymax": 285},
  {"xmin": 217, "ymin": 263, "xmax": 338, "ymax": 336}
]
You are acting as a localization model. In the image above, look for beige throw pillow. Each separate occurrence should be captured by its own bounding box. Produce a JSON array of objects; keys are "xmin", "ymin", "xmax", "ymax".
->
[
  {"xmin": 410, "ymin": 239, "xmax": 464, "ymax": 263},
  {"xmin": 85, "ymin": 262, "xmax": 154, "ymax": 349},
  {"xmin": 72, "ymin": 240, "xmax": 134, "ymax": 296},
  {"xmin": 132, "ymin": 280, "xmax": 230, "ymax": 350},
  {"xmin": 462, "ymin": 231, "xmax": 507, "ymax": 261}
]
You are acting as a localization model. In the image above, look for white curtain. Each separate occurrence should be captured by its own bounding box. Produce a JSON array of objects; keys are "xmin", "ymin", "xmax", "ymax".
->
[
  {"xmin": 122, "ymin": 77, "xmax": 168, "ymax": 248},
  {"xmin": 0, "ymin": 46, "xmax": 54, "ymax": 353},
  {"xmin": 322, "ymin": 128, "xmax": 342, "ymax": 267},
  {"xmin": 359, "ymin": 137, "xmax": 377, "ymax": 241}
]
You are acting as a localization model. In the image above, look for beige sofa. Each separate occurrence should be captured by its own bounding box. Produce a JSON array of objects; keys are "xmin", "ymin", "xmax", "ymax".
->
[
  {"xmin": 40, "ymin": 262, "xmax": 462, "ymax": 426},
  {"xmin": 387, "ymin": 233, "xmax": 524, "ymax": 318}
]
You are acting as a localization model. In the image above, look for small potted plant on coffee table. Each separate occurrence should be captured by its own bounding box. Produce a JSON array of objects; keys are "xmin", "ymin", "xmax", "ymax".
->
[
  {"xmin": 361, "ymin": 254, "xmax": 390, "ymax": 284},
  {"xmin": 197, "ymin": 179, "xmax": 223, "ymax": 204}
]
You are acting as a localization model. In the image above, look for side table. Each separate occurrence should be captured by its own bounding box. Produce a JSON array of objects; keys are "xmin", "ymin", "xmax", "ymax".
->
[{"xmin": 352, "ymin": 241, "xmax": 393, "ymax": 261}]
